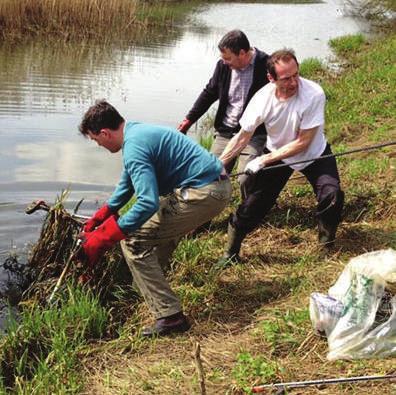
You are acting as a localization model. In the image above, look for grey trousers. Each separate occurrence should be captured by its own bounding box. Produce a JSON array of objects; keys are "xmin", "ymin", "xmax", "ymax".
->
[
  {"xmin": 121, "ymin": 178, "xmax": 232, "ymax": 319},
  {"xmin": 211, "ymin": 133, "xmax": 266, "ymax": 198}
]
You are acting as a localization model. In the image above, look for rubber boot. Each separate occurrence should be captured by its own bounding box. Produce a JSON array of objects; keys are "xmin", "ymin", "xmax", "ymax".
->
[
  {"xmin": 215, "ymin": 222, "xmax": 246, "ymax": 269},
  {"xmin": 318, "ymin": 219, "xmax": 337, "ymax": 248},
  {"xmin": 317, "ymin": 190, "xmax": 344, "ymax": 248}
]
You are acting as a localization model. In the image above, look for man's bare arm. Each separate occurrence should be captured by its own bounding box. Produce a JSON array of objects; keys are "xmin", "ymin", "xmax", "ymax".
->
[
  {"xmin": 258, "ymin": 127, "xmax": 318, "ymax": 167},
  {"xmin": 219, "ymin": 129, "xmax": 253, "ymax": 165}
]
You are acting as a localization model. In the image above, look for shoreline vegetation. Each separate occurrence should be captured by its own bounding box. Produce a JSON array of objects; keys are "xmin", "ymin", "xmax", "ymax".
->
[
  {"xmin": 0, "ymin": 0, "xmax": 394, "ymax": 42},
  {"xmin": 0, "ymin": 29, "xmax": 394, "ymax": 393},
  {"xmin": 0, "ymin": 0, "xmax": 195, "ymax": 43},
  {"xmin": 0, "ymin": 0, "xmax": 368, "ymax": 43}
]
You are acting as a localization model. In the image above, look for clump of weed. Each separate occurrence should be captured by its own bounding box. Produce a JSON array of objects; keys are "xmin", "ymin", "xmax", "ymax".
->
[{"xmin": 24, "ymin": 192, "xmax": 135, "ymax": 316}]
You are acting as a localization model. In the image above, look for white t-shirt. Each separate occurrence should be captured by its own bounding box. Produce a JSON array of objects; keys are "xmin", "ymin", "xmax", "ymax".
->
[{"xmin": 239, "ymin": 77, "xmax": 327, "ymax": 170}]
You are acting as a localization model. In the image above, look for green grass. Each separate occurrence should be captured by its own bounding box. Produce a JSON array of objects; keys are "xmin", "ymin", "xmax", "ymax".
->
[
  {"xmin": 198, "ymin": 131, "xmax": 215, "ymax": 151},
  {"xmin": 256, "ymin": 309, "xmax": 310, "ymax": 355},
  {"xmin": 324, "ymin": 33, "xmax": 396, "ymax": 143},
  {"xmin": 346, "ymin": 157, "xmax": 390, "ymax": 182},
  {"xmin": 329, "ymin": 33, "xmax": 366, "ymax": 56},
  {"xmin": 232, "ymin": 351, "xmax": 279, "ymax": 394},
  {"xmin": 299, "ymin": 57, "xmax": 325, "ymax": 79},
  {"xmin": 0, "ymin": 285, "xmax": 108, "ymax": 393},
  {"xmin": 290, "ymin": 183, "xmax": 312, "ymax": 198}
]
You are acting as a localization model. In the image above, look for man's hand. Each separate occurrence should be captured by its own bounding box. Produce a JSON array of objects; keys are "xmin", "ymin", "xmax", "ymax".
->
[
  {"xmin": 244, "ymin": 157, "xmax": 265, "ymax": 175},
  {"xmin": 83, "ymin": 204, "xmax": 116, "ymax": 232},
  {"xmin": 79, "ymin": 215, "xmax": 126, "ymax": 267},
  {"xmin": 177, "ymin": 118, "xmax": 192, "ymax": 134}
]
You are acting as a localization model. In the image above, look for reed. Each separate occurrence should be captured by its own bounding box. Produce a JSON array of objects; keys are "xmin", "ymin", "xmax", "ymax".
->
[{"xmin": 0, "ymin": 0, "xmax": 175, "ymax": 41}]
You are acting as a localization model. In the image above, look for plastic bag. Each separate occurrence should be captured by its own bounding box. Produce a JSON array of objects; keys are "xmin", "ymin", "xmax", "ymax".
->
[
  {"xmin": 309, "ymin": 293, "xmax": 344, "ymax": 336},
  {"xmin": 309, "ymin": 248, "xmax": 396, "ymax": 360}
]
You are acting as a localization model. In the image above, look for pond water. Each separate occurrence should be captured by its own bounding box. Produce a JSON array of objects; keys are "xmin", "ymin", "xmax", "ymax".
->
[{"xmin": 0, "ymin": 0, "xmax": 367, "ymax": 264}]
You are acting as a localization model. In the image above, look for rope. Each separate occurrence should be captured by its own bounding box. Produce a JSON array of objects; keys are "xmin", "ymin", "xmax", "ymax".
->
[{"xmin": 230, "ymin": 140, "xmax": 396, "ymax": 178}]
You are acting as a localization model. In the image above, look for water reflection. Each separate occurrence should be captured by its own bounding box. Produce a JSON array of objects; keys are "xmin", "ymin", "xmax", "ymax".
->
[{"xmin": 0, "ymin": 27, "xmax": 215, "ymax": 120}]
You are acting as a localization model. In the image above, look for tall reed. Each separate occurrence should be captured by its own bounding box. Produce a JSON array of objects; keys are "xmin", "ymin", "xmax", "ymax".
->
[{"xmin": 0, "ymin": 0, "xmax": 174, "ymax": 41}]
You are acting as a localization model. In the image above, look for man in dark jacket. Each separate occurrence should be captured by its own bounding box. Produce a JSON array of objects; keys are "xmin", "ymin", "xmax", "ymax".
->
[{"xmin": 178, "ymin": 30, "xmax": 269, "ymax": 196}]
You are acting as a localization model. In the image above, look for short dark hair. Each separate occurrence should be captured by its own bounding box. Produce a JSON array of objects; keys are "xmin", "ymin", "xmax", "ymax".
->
[
  {"xmin": 218, "ymin": 30, "xmax": 250, "ymax": 55},
  {"xmin": 79, "ymin": 99, "xmax": 125, "ymax": 136},
  {"xmin": 267, "ymin": 49, "xmax": 299, "ymax": 80}
]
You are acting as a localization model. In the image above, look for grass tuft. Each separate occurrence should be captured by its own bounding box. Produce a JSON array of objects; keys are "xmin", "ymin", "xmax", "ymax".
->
[{"xmin": 329, "ymin": 33, "xmax": 366, "ymax": 56}]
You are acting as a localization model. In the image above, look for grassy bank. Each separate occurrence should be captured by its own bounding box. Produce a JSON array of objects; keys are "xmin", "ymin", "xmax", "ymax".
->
[
  {"xmin": 1, "ymin": 31, "xmax": 395, "ymax": 394},
  {"xmin": 82, "ymin": 31, "xmax": 395, "ymax": 394},
  {"xmin": 0, "ymin": 0, "xmax": 189, "ymax": 42},
  {"xmin": 0, "ymin": 286, "xmax": 108, "ymax": 393}
]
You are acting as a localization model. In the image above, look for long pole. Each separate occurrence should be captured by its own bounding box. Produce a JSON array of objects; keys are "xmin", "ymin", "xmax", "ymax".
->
[
  {"xmin": 47, "ymin": 239, "xmax": 82, "ymax": 304},
  {"xmin": 231, "ymin": 140, "xmax": 396, "ymax": 177},
  {"xmin": 252, "ymin": 373, "xmax": 396, "ymax": 393}
]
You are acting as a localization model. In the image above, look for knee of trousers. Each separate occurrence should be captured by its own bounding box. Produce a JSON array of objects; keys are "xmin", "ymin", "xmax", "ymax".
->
[
  {"xmin": 316, "ymin": 174, "xmax": 341, "ymax": 197},
  {"xmin": 120, "ymin": 239, "xmax": 155, "ymax": 268},
  {"xmin": 230, "ymin": 208, "xmax": 262, "ymax": 234}
]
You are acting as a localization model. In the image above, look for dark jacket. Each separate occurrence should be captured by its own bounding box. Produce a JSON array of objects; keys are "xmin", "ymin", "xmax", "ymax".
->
[{"xmin": 186, "ymin": 48, "xmax": 269, "ymax": 137}]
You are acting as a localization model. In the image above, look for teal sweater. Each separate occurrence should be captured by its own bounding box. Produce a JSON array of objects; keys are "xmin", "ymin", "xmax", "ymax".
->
[{"xmin": 107, "ymin": 121, "xmax": 223, "ymax": 233}]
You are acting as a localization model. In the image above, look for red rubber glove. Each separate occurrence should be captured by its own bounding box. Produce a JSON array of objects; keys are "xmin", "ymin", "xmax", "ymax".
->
[
  {"xmin": 177, "ymin": 118, "xmax": 192, "ymax": 134},
  {"xmin": 81, "ymin": 215, "xmax": 126, "ymax": 267},
  {"xmin": 83, "ymin": 204, "xmax": 117, "ymax": 232}
]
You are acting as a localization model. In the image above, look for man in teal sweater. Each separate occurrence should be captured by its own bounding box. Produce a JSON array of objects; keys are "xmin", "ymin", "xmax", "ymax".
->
[{"xmin": 79, "ymin": 100, "xmax": 231, "ymax": 337}]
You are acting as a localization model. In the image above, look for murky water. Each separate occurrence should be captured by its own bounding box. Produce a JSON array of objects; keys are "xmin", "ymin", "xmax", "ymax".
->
[{"xmin": 0, "ymin": 1, "xmax": 367, "ymax": 263}]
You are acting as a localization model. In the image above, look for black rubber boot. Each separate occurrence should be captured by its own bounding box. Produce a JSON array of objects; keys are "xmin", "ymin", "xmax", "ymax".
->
[
  {"xmin": 215, "ymin": 222, "xmax": 247, "ymax": 269},
  {"xmin": 318, "ymin": 220, "xmax": 337, "ymax": 247},
  {"xmin": 317, "ymin": 190, "xmax": 344, "ymax": 248}
]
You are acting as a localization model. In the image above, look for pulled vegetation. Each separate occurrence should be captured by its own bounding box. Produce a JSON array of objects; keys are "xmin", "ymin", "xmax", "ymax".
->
[
  {"xmin": 0, "ymin": 0, "xmax": 185, "ymax": 42},
  {"xmin": 1, "ymin": 27, "xmax": 395, "ymax": 395}
]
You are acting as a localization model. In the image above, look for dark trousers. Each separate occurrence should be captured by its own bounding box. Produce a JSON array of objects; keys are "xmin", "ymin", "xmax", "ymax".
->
[{"xmin": 231, "ymin": 144, "xmax": 344, "ymax": 233}]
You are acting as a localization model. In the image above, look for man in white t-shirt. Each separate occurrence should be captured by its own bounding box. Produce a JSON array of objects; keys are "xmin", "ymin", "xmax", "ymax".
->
[{"xmin": 218, "ymin": 49, "xmax": 344, "ymax": 264}]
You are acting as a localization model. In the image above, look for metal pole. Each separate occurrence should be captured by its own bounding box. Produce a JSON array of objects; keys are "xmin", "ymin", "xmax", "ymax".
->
[
  {"xmin": 252, "ymin": 373, "xmax": 396, "ymax": 393},
  {"xmin": 47, "ymin": 239, "xmax": 82, "ymax": 304},
  {"xmin": 231, "ymin": 140, "xmax": 396, "ymax": 177}
]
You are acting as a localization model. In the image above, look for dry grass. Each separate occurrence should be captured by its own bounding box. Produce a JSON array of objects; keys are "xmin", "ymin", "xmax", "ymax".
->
[{"xmin": 0, "ymin": 0, "xmax": 173, "ymax": 41}]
